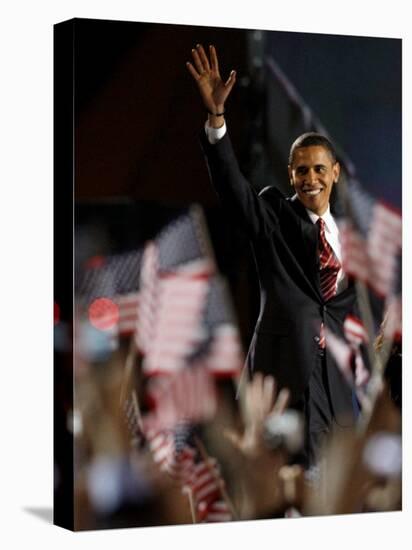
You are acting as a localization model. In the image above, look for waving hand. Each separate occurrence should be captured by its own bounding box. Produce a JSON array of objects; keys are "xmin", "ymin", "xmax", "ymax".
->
[{"xmin": 186, "ymin": 44, "xmax": 236, "ymax": 120}]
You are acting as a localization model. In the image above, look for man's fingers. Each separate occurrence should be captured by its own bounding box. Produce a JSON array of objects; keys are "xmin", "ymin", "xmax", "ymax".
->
[
  {"xmin": 249, "ymin": 372, "xmax": 275, "ymax": 421},
  {"xmin": 209, "ymin": 44, "xmax": 219, "ymax": 72},
  {"xmin": 191, "ymin": 47, "xmax": 206, "ymax": 75},
  {"xmin": 273, "ymin": 388, "xmax": 291, "ymax": 415},
  {"xmin": 186, "ymin": 61, "xmax": 201, "ymax": 81},
  {"xmin": 251, "ymin": 372, "xmax": 263, "ymax": 417},
  {"xmin": 244, "ymin": 372, "xmax": 260, "ymax": 422},
  {"xmin": 224, "ymin": 69, "xmax": 236, "ymax": 87},
  {"xmin": 196, "ymin": 43, "xmax": 211, "ymax": 72},
  {"xmin": 223, "ymin": 428, "xmax": 242, "ymax": 450},
  {"xmin": 262, "ymin": 375, "xmax": 276, "ymax": 414}
]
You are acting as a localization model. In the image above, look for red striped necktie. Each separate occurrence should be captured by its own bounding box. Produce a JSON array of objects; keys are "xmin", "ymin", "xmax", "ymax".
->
[{"xmin": 317, "ymin": 218, "xmax": 341, "ymax": 348}]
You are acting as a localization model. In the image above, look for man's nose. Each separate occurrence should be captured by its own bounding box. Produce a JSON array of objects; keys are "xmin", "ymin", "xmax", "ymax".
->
[{"xmin": 307, "ymin": 169, "xmax": 319, "ymax": 184}]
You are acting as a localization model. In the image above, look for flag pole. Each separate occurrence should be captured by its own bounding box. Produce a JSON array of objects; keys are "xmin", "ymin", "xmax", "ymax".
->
[
  {"xmin": 120, "ymin": 336, "xmax": 145, "ymax": 436},
  {"xmin": 194, "ymin": 435, "xmax": 238, "ymax": 520},
  {"xmin": 119, "ymin": 337, "xmax": 137, "ymax": 405},
  {"xmin": 131, "ymin": 389, "xmax": 144, "ymax": 433},
  {"xmin": 184, "ymin": 486, "xmax": 198, "ymax": 523}
]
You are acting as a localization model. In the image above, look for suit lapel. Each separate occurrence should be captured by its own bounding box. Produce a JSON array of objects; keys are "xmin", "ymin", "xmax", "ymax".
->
[{"xmin": 289, "ymin": 195, "xmax": 323, "ymax": 300}]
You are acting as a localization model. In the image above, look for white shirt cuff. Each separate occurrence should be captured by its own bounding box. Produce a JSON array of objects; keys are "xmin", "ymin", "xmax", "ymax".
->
[{"xmin": 204, "ymin": 120, "xmax": 227, "ymax": 144}]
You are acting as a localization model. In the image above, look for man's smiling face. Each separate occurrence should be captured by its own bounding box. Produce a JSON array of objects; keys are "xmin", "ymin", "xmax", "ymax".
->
[{"xmin": 288, "ymin": 145, "xmax": 340, "ymax": 216}]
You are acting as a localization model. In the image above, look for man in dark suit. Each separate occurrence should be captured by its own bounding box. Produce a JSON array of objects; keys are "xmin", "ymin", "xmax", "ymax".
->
[{"xmin": 187, "ymin": 44, "xmax": 360, "ymax": 467}]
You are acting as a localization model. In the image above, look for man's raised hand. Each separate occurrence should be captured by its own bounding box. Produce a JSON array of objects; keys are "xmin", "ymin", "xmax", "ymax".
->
[{"xmin": 186, "ymin": 44, "xmax": 236, "ymax": 121}]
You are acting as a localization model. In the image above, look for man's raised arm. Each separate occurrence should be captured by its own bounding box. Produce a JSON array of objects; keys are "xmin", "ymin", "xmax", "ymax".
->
[{"xmin": 186, "ymin": 43, "xmax": 281, "ymax": 238}]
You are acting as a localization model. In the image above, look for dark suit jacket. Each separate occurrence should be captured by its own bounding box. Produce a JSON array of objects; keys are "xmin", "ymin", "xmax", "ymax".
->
[{"xmin": 201, "ymin": 130, "xmax": 359, "ymax": 426}]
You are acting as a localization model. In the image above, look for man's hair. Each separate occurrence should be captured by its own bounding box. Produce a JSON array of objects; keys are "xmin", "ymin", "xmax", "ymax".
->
[{"xmin": 288, "ymin": 132, "xmax": 337, "ymax": 165}]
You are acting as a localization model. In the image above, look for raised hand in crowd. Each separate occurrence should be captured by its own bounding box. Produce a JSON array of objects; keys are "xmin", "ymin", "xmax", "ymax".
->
[
  {"xmin": 226, "ymin": 372, "xmax": 290, "ymax": 457},
  {"xmin": 222, "ymin": 373, "xmax": 292, "ymax": 519}
]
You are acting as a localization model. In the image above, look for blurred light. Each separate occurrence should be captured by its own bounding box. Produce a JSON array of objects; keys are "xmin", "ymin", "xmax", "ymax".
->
[
  {"xmin": 87, "ymin": 456, "xmax": 123, "ymax": 515},
  {"xmin": 86, "ymin": 456, "xmax": 153, "ymax": 515},
  {"xmin": 264, "ymin": 409, "xmax": 304, "ymax": 455},
  {"xmin": 85, "ymin": 255, "xmax": 106, "ymax": 269},
  {"xmin": 363, "ymin": 432, "xmax": 402, "ymax": 478},
  {"xmin": 77, "ymin": 320, "xmax": 117, "ymax": 362},
  {"xmin": 88, "ymin": 297, "xmax": 119, "ymax": 331},
  {"xmin": 67, "ymin": 409, "xmax": 83, "ymax": 436}
]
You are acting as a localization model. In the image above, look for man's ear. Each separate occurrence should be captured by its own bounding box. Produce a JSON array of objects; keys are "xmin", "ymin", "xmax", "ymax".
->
[
  {"xmin": 333, "ymin": 161, "xmax": 341, "ymax": 184},
  {"xmin": 288, "ymin": 165, "xmax": 294, "ymax": 186}
]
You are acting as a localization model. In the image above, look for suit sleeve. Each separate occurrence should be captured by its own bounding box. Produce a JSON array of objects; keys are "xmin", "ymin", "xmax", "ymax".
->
[{"xmin": 200, "ymin": 130, "xmax": 282, "ymax": 239}]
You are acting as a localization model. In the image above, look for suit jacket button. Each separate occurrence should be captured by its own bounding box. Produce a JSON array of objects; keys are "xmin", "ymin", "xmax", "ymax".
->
[{"xmin": 314, "ymin": 335, "xmax": 320, "ymax": 343}]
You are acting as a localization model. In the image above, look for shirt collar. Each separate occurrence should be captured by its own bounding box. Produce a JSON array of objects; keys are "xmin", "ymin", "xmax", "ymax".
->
[{"xmin": 305, "ymin": 205, "xmax": 334, "ymax": 233}]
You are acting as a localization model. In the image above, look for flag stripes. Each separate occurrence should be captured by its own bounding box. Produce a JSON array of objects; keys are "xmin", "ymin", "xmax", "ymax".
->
[
  {"xmin": 339, "ymin": 179, "xmax": 402, "ymax": 299},
  {"xmin": 143, "ymin": 365, "xmax": 217, "ymax": 432}
]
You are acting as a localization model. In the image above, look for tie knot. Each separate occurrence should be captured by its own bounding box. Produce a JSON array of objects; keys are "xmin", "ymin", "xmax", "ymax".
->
[{"xmin": 317, "ymin": 218, "xmax": 325, "ymax": 232}]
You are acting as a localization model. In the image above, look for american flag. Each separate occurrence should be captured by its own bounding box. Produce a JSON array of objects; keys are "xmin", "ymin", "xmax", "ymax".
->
[
  {"xmin": 145, "ymin": 423, "xmax": 233, "ymax": 522},
  {"xmin": 198, "ymin": 275, "xmax": 244, "ymax": 377},
  {"xmin": 135, "ymin": 206, "xmax": 215, "ymax": 374},
  {"xmin": 197, "ymin": 499, "xmax": 232, "ymax": 522},
  {"xmin": 343, "ymin": 314, "xmax": 369, "ymax": 347},
  {"xmin": 146, "ymin": 423, "xmax": 197, "ymax": 482},
  {"xmin": 136, "ymin": 207, "xmax": 243, "ymax": 378},
  {"xmin": 76, "ymin": 249, "xmax": 143, "ymax": 339},
  {"xmin": 156, "ymin": 205, "xmax": 216, "ymax": 274},
  {"xmin": 339, "ymin": 179, "xmax": 402, "ymax": 299},
  {"xmin": 382, "ymin": 242, "xmax": 402, "ymax": 343},
  {"xmin": 325, "ymin": 318, "xmax": 370, "ymax": 390},
  {"xmin": 182, "ymin": 457, "xmax": 224, "ymax": 509},
  {"xmin": 138, "ymin": 267, "xmax": 211, "ymax": 375},
  {"xmin": 143, "ymin": 363, "xmax": 218, "ymax": 432},
  {"xmin": 135, "ymin": 241, "xmax": 159, "ymax": 355},
  {"xmin": 343, "ymin": 314, "xmax": 370, "ymax": 387}
]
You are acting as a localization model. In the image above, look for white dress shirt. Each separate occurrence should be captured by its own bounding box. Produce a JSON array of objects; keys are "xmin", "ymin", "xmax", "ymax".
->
[{"xmin": 205, "ymin": 119, "xmax": 227, "ymax": 143}]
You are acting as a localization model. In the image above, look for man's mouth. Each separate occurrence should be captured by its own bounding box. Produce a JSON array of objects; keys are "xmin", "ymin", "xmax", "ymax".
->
[{"xmin": 302, "ymin": 188, "xmax": 322, "ymax": 197}]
